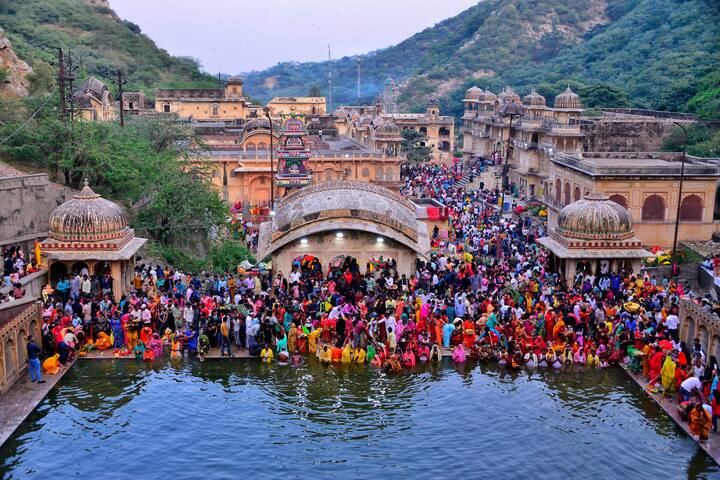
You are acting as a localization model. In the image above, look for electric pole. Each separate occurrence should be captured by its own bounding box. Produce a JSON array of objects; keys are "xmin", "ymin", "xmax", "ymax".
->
[
  {"xmin": 57, "ymin": 48, "xmax": 66, "ymax": 119},
  {"xmin": 327, "ymin": 45, "xmax": 332, "ymax": 112},
  {"xmin": 357, "ymin": 59, "xmax": 360, "ymax": 102},
  {"xmin": 116, "ymin": 70, "xmax": 127, "ymax": 127}
]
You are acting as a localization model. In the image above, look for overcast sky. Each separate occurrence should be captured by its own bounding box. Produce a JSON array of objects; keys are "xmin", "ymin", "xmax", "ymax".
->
[{"xmin": 110, "ymin": 0, "xmax": 480, "ymax": 74}]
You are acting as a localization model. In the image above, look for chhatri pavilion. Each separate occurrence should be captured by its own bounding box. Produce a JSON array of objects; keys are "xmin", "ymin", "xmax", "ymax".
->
[
  {"xmin": 537, "ymin": 192, "xmax": 651, "ymax": 281},
  {"xmin": 40, "ymin": 181, "xmax": 146, "ymax": 300}
]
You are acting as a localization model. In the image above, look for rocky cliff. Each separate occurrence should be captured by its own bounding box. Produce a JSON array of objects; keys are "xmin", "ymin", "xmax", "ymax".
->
[{"xmin": 0, "ymin": 27, "xmax": 30, "ymax": 98}]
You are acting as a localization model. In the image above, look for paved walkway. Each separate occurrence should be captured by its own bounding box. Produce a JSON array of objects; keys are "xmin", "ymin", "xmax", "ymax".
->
[
  {"xmin": 0, "ymin": 358, "xmax": 76, "ymax": 448},
  {"xmin": 622, "ymin": 364, "xmax": 720, "ymax": 465}
]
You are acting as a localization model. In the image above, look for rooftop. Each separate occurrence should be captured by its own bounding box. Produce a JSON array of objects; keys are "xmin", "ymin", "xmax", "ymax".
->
[{"xmin": 552, "ymin": 151, "xmax": 720, "ymax": 178}]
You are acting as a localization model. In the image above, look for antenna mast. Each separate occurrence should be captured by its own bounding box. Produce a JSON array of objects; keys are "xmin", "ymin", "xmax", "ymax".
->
[{"xmin": 357, "ymin": 59, "xmax": 360, "ymax": 102}]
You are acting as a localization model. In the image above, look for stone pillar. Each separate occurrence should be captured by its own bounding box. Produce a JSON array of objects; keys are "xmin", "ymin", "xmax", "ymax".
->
[{"xmin": 111, "ymin": 261, "xmax": 122, "ymax": 301}]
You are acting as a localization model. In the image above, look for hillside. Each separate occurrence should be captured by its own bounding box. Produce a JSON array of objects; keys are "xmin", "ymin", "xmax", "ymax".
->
[
  {"xmin": 0, "ymin": 0, "xmax": 216, "ymax": 97},
  {"xmin": 241, "ymin": 0, "xmax": 719, "ymax": 119}
]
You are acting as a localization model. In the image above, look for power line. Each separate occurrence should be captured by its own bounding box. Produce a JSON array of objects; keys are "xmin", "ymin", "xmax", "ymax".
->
[{"xmin": 0, "ymin": 95, "xmax": 52, "ymax": 146}]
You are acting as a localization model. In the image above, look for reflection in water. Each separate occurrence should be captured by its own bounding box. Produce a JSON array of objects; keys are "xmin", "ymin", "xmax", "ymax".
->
[{"xmin": 1, "ymin": 359, "xmax": 718, "ymax": 480}]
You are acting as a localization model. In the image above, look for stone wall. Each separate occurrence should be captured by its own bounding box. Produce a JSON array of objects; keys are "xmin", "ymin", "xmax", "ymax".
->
[
  {"xmin": 0, "ymin": 299, "xmax": 42, "ymax": 393},
  {"xmin": 679, "ymin": 298, "xmax": 720, "ymax": 360},
  {"xmin": 581, "ymin": 119, "xmax": 680, "ymax": 152},
  {"xmin": 0, "ymin": 173, "xmax": 68, "ymax": 251}
]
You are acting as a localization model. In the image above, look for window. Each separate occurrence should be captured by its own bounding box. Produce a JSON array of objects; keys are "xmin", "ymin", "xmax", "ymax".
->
[
  {"xmin": 609, "ymin": 194, "xmax": 627, "ymax": 208},
  {"xmin": 574, "ymin": 186, "xmax": 581, "ymax": 201},
  {"xmin": 211, "ymin": 104, "xmax": 220, "ymax": 116},
  {"xmin": 642, "ymin": 195, "xmax": 665, "ymax": 221},
  {"xmin": 246, "ymin": 142, "xmax": 256, "ymax": 151},
  {"xmin": 362, "ymin": 167, "xmax": 370, "ymax": 177},
  {"xmin": 680, "ymin": 194, "xmax": 703, "ymax": 221},
  {"xmin": 128, "ymin": 101, "xmax": 134, "ymax": 110},
  {"xmin": 163, "ymin": 102, "xmax": 170, "ymax": 113},
  {"xmin": 257, "ymin": 142, "xmax": 267, "ymax": 150}
]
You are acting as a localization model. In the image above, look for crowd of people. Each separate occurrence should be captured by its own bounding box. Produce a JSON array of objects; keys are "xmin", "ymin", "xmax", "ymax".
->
[{"xmin": 30, "ymin": 158, "xmax": 720, "ymax": 442}]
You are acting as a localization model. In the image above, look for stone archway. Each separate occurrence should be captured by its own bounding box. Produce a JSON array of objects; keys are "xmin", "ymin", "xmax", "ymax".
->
[
  {"xmin": 699, "ymin": 325, "xmax": 709, "ymax": 354},
  {"xmin": 4, "ymin": 338, "xmax": 16, "ymax": 380}
]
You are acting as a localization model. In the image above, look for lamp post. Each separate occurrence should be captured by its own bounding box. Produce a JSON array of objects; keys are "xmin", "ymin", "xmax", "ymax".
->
[
  {"xmin": 671, "ymin": 121, "xmax": 688, "ymax": 278},
  {"xmin": 499, "ymin": 99, "xmax": 524, "ymax": 213},
  {"xmin": 263, "ymin": 107, "xmax": 275, "ymax": 212}
]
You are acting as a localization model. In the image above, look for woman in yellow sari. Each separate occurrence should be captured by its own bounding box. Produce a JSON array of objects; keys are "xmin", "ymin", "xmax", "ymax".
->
[{"xmin": 661, "ymin": 354, "xmax": 676, "ymax": 396}]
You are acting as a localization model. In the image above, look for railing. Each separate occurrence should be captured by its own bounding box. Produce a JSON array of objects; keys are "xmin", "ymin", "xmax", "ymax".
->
[{"xmin": 542, "ymin": 193, "xmax": 564, "ymax": 211}]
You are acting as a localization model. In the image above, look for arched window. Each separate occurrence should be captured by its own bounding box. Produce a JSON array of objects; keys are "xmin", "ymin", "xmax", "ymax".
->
[
  {"xmin": 609, "ymin": 194, "xmax": 628, "ymax": 208},
  {"xmin": 574, "ymin": 186, "xmax": 581, "ymax": 201},
  {"xmin": 257, "ymin": 142, "xmax": 267, "ymax": 150},
  {"xmin": 362, "ymin": 167, "xmax": 370, "ymax": 177},
  {"xmin": 246, "ymin": 142, "xmax": 256, "ymax": 151},
  {"xmin": 680, "ymin": 194, "xmax": 703, "ymax": 221},
  {"xmin": 564, "ymin": 182, "xmax": 571, "ymax": 206},
  {"xmin": 376, "ymin": 167, "xmax": 384, "ymax": 181},
  {"xmin": 642, "ymin": 195, "xmax": 665, "ymax": 221},
  {"xmin": 211, "ymin": 104, "xmax": 220, "ymax": 116},
  {"xmin": 555, "ymin": 179, "xmax": 561, "ymax": 203}
]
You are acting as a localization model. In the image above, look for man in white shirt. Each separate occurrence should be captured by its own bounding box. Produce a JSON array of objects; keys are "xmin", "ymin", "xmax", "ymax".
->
[{"xmin": 665, "ymin": 310, "xmax": 680, "ymax": 342}]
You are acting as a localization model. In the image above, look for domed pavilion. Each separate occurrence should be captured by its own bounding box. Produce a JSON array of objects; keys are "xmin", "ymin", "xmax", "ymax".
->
[
  {"xmin": 537, "ymin": 192, "xmax": 650, "ymax": 281},
  {"xmin": 256, "ymin": 181, "xmax": 430, "ymax": 277},
  {"xmin": 40, "ymin": 180, "xmax": 146, "ymax": 300}
]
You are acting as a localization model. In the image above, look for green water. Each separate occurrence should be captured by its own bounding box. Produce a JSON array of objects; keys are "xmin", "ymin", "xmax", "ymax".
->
[{"xmin": 1, "ymin": 359, "xmax": 719, "ymax": 480}]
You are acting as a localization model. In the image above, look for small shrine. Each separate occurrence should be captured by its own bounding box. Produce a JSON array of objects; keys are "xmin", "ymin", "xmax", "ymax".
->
[
  {"xmin": 40, "ymin": 180, "xmax": 146, "ymax": 300},
  {"xmin": 275, "ymin": 116, "xmax": 312, "ymax": 189},
  {"xmin": 537, "ymin": 192, "xmax": 650, "ymax": 281}
]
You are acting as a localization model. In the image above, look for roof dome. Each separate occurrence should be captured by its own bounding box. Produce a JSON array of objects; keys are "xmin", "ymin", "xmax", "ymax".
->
[
  {"xmin": 522, "ymin": 88, "xmax": 546, "ymax": 107},
  {"xmin": 497, "ymin": 86, "xmax": 521, "ymax": 104},
  {"xmin": 48, "ymin": 181, "xmax": 129, "ymax": 243},
  {"xmin": 555, "ymin": 87, "xmax": 582, "ymax": 109},
  {"xmin": 375, "ymin": 119, "xmax": 401, "ymax": 138},
  {"xmin": 359, "ymin": 114, "xmax": 374, "ymax": 127},
  {"xmin": 557, "ymin": 192, "xmax": 633, "ymax": 241},
  {"xmin": 465, "ymin": 86, "xmax": 483, "ymax": 100}
]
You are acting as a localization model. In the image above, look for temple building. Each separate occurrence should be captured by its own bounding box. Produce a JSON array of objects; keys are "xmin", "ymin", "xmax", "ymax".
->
[
  {"xmin": 191, "ymin": 116, "xmax": 404, "ymax": 209},
  {"xmin": 275, "ymin": 116, "xmax": 312, "ymax": 189},
  {"xmin": 40, "ymin": 181, "xmax": 146, "ymax": 300},
  {"xmin": 335, "ymin": 101, "xmax": 455, "ymax": 163},
  {"xmin": 155, "ymin": 76, "xmax": 260, "ymax": 121},
  {"xmin": 256, "ymin": 181, "xmax": 430, "ymax": 277},
  {"xmin": 266, "ymin": 96, "xmax": 327, "ymax": 117},
  {"xmin": 74, "ymin": 76, "xmax": 116, "ymax": 122},
  {"xmin": 461, "ymin": 85, "xmax": 695, "ymax": 198},
  {"xmin": 537, "ymin": 192, "xmax": 651, "ymax": 281},
  {"xmin": 545, "ymin": 151, "xmax": 720, "ymax": 247}
]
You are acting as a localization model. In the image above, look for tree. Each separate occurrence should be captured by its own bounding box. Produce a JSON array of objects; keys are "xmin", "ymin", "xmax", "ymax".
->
[
  {"xmin": 27, "ymin": 61, "xmax": 54, "ymax": 95},
  {"xmin": 662, "ymin": 124, "xmax": 720, "ymax": 158},
  {"xmin": 401, "ymin": 129, "xmax": 432, "ymax": 163},
  {"xmin": 577, "ymin": 82, "xmax": 630, "ymax": 108},
  {"xmin": 308, "ymin": 85, "xmax": 322, "ymax": 97}
]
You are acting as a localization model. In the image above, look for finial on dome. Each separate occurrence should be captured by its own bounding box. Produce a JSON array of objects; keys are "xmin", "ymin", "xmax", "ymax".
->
[{"xmin": 83, "ymin": 177, "xmax": 89, "ymax": 188}]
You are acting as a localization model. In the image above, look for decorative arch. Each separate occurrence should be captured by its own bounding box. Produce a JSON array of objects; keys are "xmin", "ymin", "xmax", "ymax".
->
[
  {"xmin": 564, "ymin": 182, "xmax": 571, "ymax": 206},
  {"xmin": 375, "ymin": 167, "xmax": 385, "ymax": 181},
  {"xmin": 16, "ymin": 330, "xmax": 27, "ymax": 366},
  {"xmin": 245, "ymin": 142, "xmax": 256, "ymax": 151},
  {"xmin": 642, "ymin": 195, "xmax": 665, "ymax": 221},
  {"xmin": 609, "ymin": 194, "xmax": 628, "ymax": 208},
  {"xmin": 4, "ymin": 338, "xmax": 16, "ymax": 379},
  {"xmin": 680, "ymin": 194, "xmax": 703, "ymax": 221},
  {"xmin": 361, "ymin": 167, "xmax": 370, "ymax": 178},
  {"xmin": 686, "ymin": 316, "xmax": 696, "ymax": 345},
  {"xmin": 257, "ymin": 142, "xmax": 267, "ymax": 150},
  {"xmin": 573, "ymin": 186, "xmax": 581, "ymax": 202},
  {"xmin": 700, "ymin": 325, "xmax": 710, "ymax": 354},
  {"xmin": 555, "ymin": 179, "xmax": 561, "ymax": 203}
]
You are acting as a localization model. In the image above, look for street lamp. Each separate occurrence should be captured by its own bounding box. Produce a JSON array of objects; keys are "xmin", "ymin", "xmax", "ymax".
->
[
  {"xmin": 499, "ymin": 99, "xmax": 524, "ymax": 213},
  {"xmin": 671, "ymin": 121, "xmax": 688, "ymax": 278},
  {"xmin": 263, "ymin": 107, "xmax": 275, "ymax": 212}
]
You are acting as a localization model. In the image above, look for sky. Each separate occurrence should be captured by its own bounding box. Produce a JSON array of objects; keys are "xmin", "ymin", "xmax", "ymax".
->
[{"xmin": 110, "ymin": 0, "xmax": 480, "ymax": 74}]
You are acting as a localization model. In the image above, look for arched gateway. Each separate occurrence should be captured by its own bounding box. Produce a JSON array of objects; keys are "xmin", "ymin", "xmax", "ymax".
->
[{"xmin": 256, "ymin": 181, "xmax": 430, "ymax": 277}]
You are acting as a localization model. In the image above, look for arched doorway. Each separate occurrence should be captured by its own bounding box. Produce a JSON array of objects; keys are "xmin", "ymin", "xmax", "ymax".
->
[
  {"xmin": 94, "ymin": 262, "xmax": 111, "ymax": 277},
  {"xmin": 50, "ymin": 262, "xmax": 68, "ymax": 284},
  {"xmin": 609, "ymin": 194, "xmax": 628, "ymax": 208},
  {"xmin": 680, "ymin": 194, "xmax": 703, "ymax": 221},
  {"xmin": 700, "ymin": 326, "xmax": 710, "ymax": 354},
  {"xmin": 642, "ymin": 195, "xmax": 665, "ymax": 221},
  {"xmin": 292, "ymin": 254, "xmax": 323, "ymax": 280},
  {"xmin": 70, "ymin": 261, "xmax": 89, "ymax": 276}
]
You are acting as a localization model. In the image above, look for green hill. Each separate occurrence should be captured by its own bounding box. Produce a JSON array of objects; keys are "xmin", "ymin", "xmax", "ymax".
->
[
  {"xmin": 0, "ymin": 0, "xmax": 216, "ymax": 96},
  {"xmin": 241, "ymin": 0, "xmax": 719, "ymax": 119}
]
